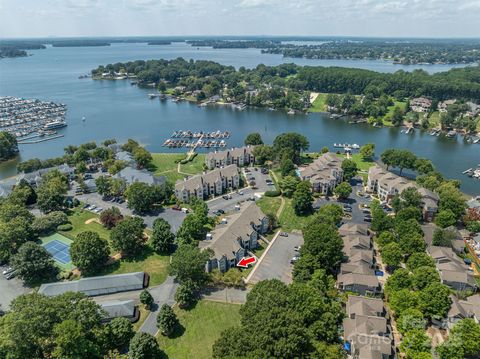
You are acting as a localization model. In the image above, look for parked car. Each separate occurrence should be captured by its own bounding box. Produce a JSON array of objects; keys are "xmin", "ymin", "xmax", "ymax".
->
[
  {"xmin": 214, "ymin": 209, "xmax": 225, "ymax": 216},
  {"xmin": 344, "ymin": 207, "xmax": 352, "ymax": 213},
  {"xmin": 172, "ymin": 205, "xmax": 181, "ymax": 211},
  {"xmin": 279, "ymin": 232, "xmax": 289, "ymax": 237},
  {"xmin": 290, "ymin": 256, "xmax": 300, "ymax": 264},
  {"xmin": 239, "ymin": 191, "xmax": 244, "ymax": 195},
  {"xmin": 363, "ymin": 217, "xmax": 372, "ymax": 223},
  {"xmin": 181, "ymin": 208, "xmax": 189, "ymax": 213},
  {"xmin": 5, "ymin": 271, "xmax": 16, "ymax": 280},
  {"xmin": 2, "ymin": 267, "xmax": 14, "ymax": 275},
  {"xmin": 83, "ymin": 203, "xmax": 90, "ymax": 209},
  {"xmin": 294, "ymin": 246, "xmax": 302, "ymax": 252}
]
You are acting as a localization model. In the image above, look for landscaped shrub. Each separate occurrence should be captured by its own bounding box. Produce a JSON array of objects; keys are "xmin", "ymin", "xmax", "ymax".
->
[
  {"xmin": 57, "ymin": 224, "xmax": 73, "ymax": 231},
  {"xmin": 264, "ymin": 190, "xmax": 281, "ymax": 197},
  {"xmin": 32, "ymin": 211, "xmax": 69, "ymax": 236}
]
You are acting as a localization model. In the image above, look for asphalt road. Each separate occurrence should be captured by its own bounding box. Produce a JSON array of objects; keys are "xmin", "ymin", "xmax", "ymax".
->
[
  {"xmin": 248, "ymin": 231, "xmax": 304, "ymax": 285},
  {"xmin": 207, "ymin": 167, "xmax": 275, "ymax": 214}
]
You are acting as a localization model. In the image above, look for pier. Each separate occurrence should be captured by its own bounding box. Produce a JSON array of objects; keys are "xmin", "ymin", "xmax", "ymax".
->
[{"xmin": 18, "ymin": 134, "xmax": 64, "ymax": 144}]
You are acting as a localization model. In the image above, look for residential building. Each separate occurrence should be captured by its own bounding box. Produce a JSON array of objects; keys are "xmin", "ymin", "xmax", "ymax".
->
[
  {"xmin": 114, "ymin": 166, "xmax": 166, "ymax": 186},
  {"xmin": 175, "ymin": 164, "xmax": 239, "ymax": 202},
  {"xmin": 445, "ymin": 294, "xmax": 480, "ymax": 330},
  {"xmin": 344, "ymin": 295, "xmax": 393, "ymax": 358},
  {"xmin": 337, "ymin": 273, "xmax": 382, "ymax": 296},
  {"xmin": 38, "ymin": 272, "xmax": 149, "ymax": 297},
  {"xmin": 339, "ymin": 223, "xmax": 370, "ymax": 237},
  {"xmin": 367, "ymin": 165, "xmax": 439, "ymax": 221},
  {"xmin": 16, "ymin": 163, "xmax": 75, "ymax": 188},
  {"xmin": 438, "ymin": 99, "xmax": 456, "ymax": 113},
  {"xmin": 115, "ymin": 150, "xmax": 135, "ymax": 165},
  {"xmin": 410, "ymin": 97, "xmax": 432, "ymax": 113},
  {"xmin": 100, "ymin": 300, "xmax": 139, "ymax": 323},
  {"xmin": 466, "ymin": 102, "xmax": 480, "ymax": 117},
  {"xmin": 427, "ymin": 246, "xmax": 477, "ymax": 292},
  {"xmin": 200, "ymin": 202, "xmax": 268, "ymax": 273},
  {"xmin": 298, "ymin": 152, "xmax": 343, "ymax": 194},
  {"xmin": 205, "ymin": 146, "xmax": 255, "ymax": 169}
]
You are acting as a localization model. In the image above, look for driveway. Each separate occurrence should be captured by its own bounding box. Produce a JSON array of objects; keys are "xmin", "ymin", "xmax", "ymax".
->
[
  {"xmin": 207, "ymin": 167, "xmax": 275, "ymax": 214},
  {"xmin": 138, "ymin": 276, "xmax": 178, "ymax": 336},
  {"xmin": 0, "ymin": 266, "xmax": 31, "ymax": 310},
  {"xmin": 76, "ymin": 192, "xmax": 186, "ymax": 232},
  {"xmin": 247, "ymin": 231, "xmax": 304, "ymax": 285}
]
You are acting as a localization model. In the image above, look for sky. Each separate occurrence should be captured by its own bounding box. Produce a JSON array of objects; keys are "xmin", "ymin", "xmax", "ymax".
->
[{"xmin": 1, "ymin": 0, "xmax": 480, "ymax": 38}]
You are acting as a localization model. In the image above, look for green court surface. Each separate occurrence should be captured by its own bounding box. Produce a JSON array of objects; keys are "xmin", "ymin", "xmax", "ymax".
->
[{"xmin": 40, "ymin": 233, "xmax": 75, "ymax": 271}]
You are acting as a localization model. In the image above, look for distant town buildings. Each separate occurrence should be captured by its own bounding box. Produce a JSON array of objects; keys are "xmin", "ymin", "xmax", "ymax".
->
[
  {"xmin": 367, "ymin": 165, "xmax": 439, "ymax": 221},
  {"xmin": 175, "ymin": 164, "xmax": 239, "ymax": 202},
  {"xmin": 205, "ymin": 146, "xmax": 255, "ymax": 169},
  {"xmin": 298, "ymin": 152, "xmax": 343, "ymax": 194},
  {"xmin": 200, "ymin": 202, "xmax": 268, "ymax": 273}
]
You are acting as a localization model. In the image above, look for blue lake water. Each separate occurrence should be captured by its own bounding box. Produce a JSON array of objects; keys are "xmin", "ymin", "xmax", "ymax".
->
[{"xmin": 0, "ymin": 42, "xmax": 478, "ymax": 195}]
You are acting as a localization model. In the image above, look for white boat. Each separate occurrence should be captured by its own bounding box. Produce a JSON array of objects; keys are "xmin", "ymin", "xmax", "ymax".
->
[{"xmin": 43, "ymin": 120, "xmax": 67, "ymax": 130}]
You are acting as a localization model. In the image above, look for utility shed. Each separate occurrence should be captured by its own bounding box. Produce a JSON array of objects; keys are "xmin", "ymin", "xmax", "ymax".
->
[{"xmin": 38, "ymin": 272, "xmax": 149, "ymax": 297}]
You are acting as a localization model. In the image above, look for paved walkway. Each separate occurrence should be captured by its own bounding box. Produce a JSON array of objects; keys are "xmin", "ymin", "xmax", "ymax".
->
[{"xmin": 138, "ymin": 276, "xmax": 178, "ymax": 336}]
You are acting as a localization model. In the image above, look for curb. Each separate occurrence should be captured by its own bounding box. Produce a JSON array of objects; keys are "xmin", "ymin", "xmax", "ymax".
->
[{"xmin": 245, "ymin": 230, "xmax": 281, "ymax": 283}]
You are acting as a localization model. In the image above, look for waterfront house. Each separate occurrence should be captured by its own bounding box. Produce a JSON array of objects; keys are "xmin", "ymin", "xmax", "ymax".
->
[
  {"xmin": 298, "ymin": 152, "xmax": 343, "ymax": 194},
  {"xmin": 466, "ymin": 102, "xmax": 480, "ymax": 117},
  {"xmin": 367, "ymin": 164, "xmax": 439, "ymax": 221},
  {"xmin": 115, "ymin": 151, "xmax": 135, "ymax": 165},
  {"xmin": 174, "ymin": 164, "xmax": 239, "ymax": 202},
  {"xmin": 411, "ymin": 97, "xmax": 432, "ymax": 113},
  {"xmin": 38, "ymin": 272, "xmax": 149, "ymax": 297},
  {"xmin": 438, "ymin": 99, "xmax": 456, "ymax": 113},
  {"xmin": 205, "ymin": 146, "xmax": 255, "ymax": 169},
  {"xmin": 200, "ymin": 202, "xmax": 268, "ymax": 273},
  {"xmin": 114, "ymin": 166, "xmax": 166, "ymax": 186}
]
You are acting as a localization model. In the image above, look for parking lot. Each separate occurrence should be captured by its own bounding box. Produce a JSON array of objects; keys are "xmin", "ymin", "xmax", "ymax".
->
[
  {"xmin": 0, "ymin": 265, "xmax": 30, "ymax": 310},
  {"xmin": 207, "ymin": 167, "xmax": 275, "ymax": 214},
  {"xmin": 248, "ymin": 231, "xmax": 304, "ymax": 285},
  {"xmin": 76, "ymin": 192, "xmax": 186, "ymax": 233}
]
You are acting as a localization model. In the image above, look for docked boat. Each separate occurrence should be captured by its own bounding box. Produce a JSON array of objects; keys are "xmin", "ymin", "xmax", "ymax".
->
[{"xmin": 43, "ymin": 120, "xmax": 67, "ymax": 130}]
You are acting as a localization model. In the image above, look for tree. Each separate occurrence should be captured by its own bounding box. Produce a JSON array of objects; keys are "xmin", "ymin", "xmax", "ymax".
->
[
  {"xmin": 132, "ymin": 147, "xmax": 152, "ymax": 169},
  {"xmin": 397, "ymin": 308, "xmax": 426, "ymax": 335},
  {"xmin": 11, "ymin": 242, "xmax": 58, "ymax": 284},
  {"xmin": 169, "ymin": 245, "xmax": 211, "ymax": 285},
  {"xmin": 70, "ymin": 231, "xmax": 110, "ymax": 274},
  {"xmin": 139, "ymin": 290, "xmax": 154, "ymax": 309},
  {"xmin": 334, "ymin": 182, "xmax": 352, "ymax": 199},
  {"xmin": 391, "ymin": 106, "xmax": 404, "ymax": 126},
  {"xmin": 273, "ymin": 132, "xmax": 309, "ymax": 164},
  {"xmin": 99, "ymin": 207, "xmax": 124, "ymax": 229},
  {"xmin": 415, "ymin": 158, "xmax": 435, "ymax": 175},
  {"xmin": 384, "ymin": 268, "xmax": 412, "ymax": 296},
  {"xmin": 36, "ymin": 172, "xmax": 68, "ymax": 213},
  {"xmin": 320, "ymin": 146, "xmax": 329, "ymax": 154},
  {"xmin": 435, "ymin": 209, "xmax": 457, "ymax": 228},
  {"xmin": 176, "ymin": 213, "xmax": 208, "ymax": 246},
  {"xmin": 0, "ymin": 217, "xmax": 35, "ymax": 262},
  {"xmin": 52, "ymin": 319, "xmax": 99, "ymax": 359},
  {"xmin": 156, "ymin": 304, "xmax": 179, "ymax": 336},
  {"xmin": 128, "ymin": 332, "xmax": 162, "ymax": 359},
  {"xmin": 400, "ymin": 329, "xmax": 432, "ymax": 358},
  {"xmin": 406, "ymin": 252, "xmax": 435, "ymax": 272},
  {"xmin": 9, "ymin": 180, "xmax": 37, "ymax": 205},
  {"xmin": 174, "ymin": 281, "xmax": 197, "ymax": 309},
  {"xmin": 252, "ymin": 145, "xmax": 274, "ymax": 165},
  {"xmin": 437, "ymin": 183, "xmax": 467, "ymax": 220},
  {"xmin": 0, "ymin": 131, "xmax": 19, "ymax": 161},
  {"xmin": 95, "ymin": 175, "xmax": 112, "ymax": 197},
  {"xmin": 110, "ymin": 217, "xmax": 145, "ymax": 256},
  {"xmin": 341, "ymin": 159, "xmax": 358, "ymax": 181},
  {"xmin": 381, "ymin": 242, "xmax": 403, "ymax": 268},
  {"xmin": 381, "ymin": 149, "xmax": 398, "ymax": 170},
  {"xmin": 102, "ymin": 317, "xmax": 135, "ymax": 352},
  {"xmin": 280, "ymin": 157, "xmax": 295, "ymax": 177},
  {"xmin": 244, "ymin": 132, "xmax": 263, "ymax": 146},
  {"xmin": 390, "ymin": 289, "xmax": 419, "ymax": 317},
  {"xmin": 312, "ymin": 203, "xmax": 344, "ymax": 226},
  {"xmin": 376, "ymin": 231, "xmax": 396, "ymax": 249},
  {"xmin": 359, "ymin": 143, "xmax": 375, "ymax": 161},
  {"xmin": 448, "ymin": 318, "xmax": 480, "ymax": 357},
  {"xmin": 292, "ymin": 180, "xmax": 313, "ymax": 215},
  {"xmin": 412, "ymin": 266, "xmax": 440, "ymax": 290},
  {"xmin": 150, "ymin": 218, "xmax": 175, "ymax": 253},
  {"xmin": 418, "ymin": 282, "xmax": 451, "ymax": 320},
  {"xmin": 280, "ymin": 175, "xmax": 299, "ymax": 198},
  {"xmin": 125, "ymin": 182, "xmax": 165, "ymax": 215}
]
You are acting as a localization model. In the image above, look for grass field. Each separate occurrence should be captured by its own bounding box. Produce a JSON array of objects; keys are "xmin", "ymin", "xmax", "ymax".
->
[
  {"xmin": 98, "ymin": 245, "xmax": 170, "ymax": 286},
  {"xmin": 60, "ymin": 209, "xmax": 111, "ymax": 243},
  {"xmin": 278, "ymin": 198, "xmax": 312, "ymax": 232},
  {"xmin": 308, "ymin": 93, "xmax": 328, "ymax": 112},
  {"xmin": 157, "ymin": 301, "xmax": 241, "ymax": 359},
  {"xmin": 256, "ymin": 196, "xmax": 282, "ymax": 217},
  {"xmin": 336, "ymin": 153, "xmax": 375, "ymax": 172},
  {"xmin": 383, "ymin": 101, "xmax": 407, "ymax": 126},
  {"xmin": 151, "ymin": 153, "xmax": 205, "ymax": 183},
  {"xmin": 428, "ymin": 111, "xmax": 441, "ymax": 128}
]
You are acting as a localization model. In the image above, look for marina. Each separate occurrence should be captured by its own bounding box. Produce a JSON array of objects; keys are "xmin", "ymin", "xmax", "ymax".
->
[
  {"xmin": 170, "ymin": 130, "xmax": 230, "ymax": 139},
  {"xmin": 0, "ymin": 96, "xmax": 67, "ymax": 139},
  {"xmin": 333, "ymin": 143, "xmax": 360, "ymax": 150}
]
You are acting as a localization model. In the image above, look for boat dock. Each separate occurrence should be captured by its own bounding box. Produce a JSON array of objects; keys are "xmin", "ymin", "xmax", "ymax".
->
[
  {"xmin": 170, "ymin": 130, "xmax": 230, "ymax": 139},
  {"xmin": 333, "ymin": 143, "xmax": 360, "ymax": 150},
  {"xmin": 17, "ymin": 134, "xmax": 64, "ymax": 144},
  {"xmin": 162, "ymin": 129, "xmax": 230, "ymax": 149}
]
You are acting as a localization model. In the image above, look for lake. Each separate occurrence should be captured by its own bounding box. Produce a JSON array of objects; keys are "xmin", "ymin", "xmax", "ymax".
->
[{"xmin": 0, "ymin": 42, "xmax": 478, "ymax": 195}]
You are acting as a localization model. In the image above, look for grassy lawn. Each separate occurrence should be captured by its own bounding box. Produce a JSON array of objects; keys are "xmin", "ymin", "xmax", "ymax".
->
[
  {"xmin": 157, "ymin": 301, "xmax": 241, "ymax": 359},
  {"xmin": 382, "ymin": 101, "xmax": 407, "ymax": 126},
  {"xmin": 428, "ymin": 111, "xmax": 441, "ymax": 128},
  {"xmin": 336, "ymin": 153, "xmax": 375, "ymax": 172},
  {"xmin": 308, "ymin": 93, "xmax": 328, "ymax": 112},
  {"xmin": 278, "ymin": 198, "xmax": 312, "ymax": 232},
  {"xmin": 179, "ymin": 154, "xmax": 205, "ymax": 175},
  {"xmin": 60, "ymin": 208, "xmax": 111, "ymax": 243},
  {"xmin": 256, "ymin": 196, "xmax": 282, "ymax": 217},
  {"xmin": 98, "ymin": 245, "xmax": 170, "ymax": 286}
]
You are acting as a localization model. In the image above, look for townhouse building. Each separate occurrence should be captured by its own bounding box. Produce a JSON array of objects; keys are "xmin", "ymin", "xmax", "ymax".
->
[
  {"xmin": 298, "ymin": 152, "xmax": 343, "ymax": 194},
  {"xmin": 205, "ymin": 146, "xmax": 255, "ymax": 169}
]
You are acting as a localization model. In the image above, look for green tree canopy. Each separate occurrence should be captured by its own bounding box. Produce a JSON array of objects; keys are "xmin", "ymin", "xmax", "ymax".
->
[
  {"xmin": 341, "ymin": 159, "xmax": 358, "ymax": 181},
  {"xmin": 150, "ymin": 218, "xmax": 175, "ymax": 254},
  {"xmin": 70, "ymin": 231, "xmax": 110, "ymax": 274},
  {"xmin": 169, "ymin": 245, "xmax": 211, "ymax": 285},
  {"xmin": 128, "ymin": 332, "xmax": 163, "ymax": 359},
  {"xmin": 11, "ymin": 242, "xmax": 58, "ymax": 284},
  {"xmin": 156, "ymin": 304, "xmax": 179, "ymax": 337},
  {"xmin": 110, "ymin": 216, "xmax": 145, "ymax": 256},
  {"xmin": 244, "ymin": 132, "xmax": 264, "ymax": 146},
  {"xmin": 292, "ymin": 180, "xmax": 313, "ymax": 215},
  {"xmin": 333, "ymin": 182, "xmax": 352, "ymax": 199}
]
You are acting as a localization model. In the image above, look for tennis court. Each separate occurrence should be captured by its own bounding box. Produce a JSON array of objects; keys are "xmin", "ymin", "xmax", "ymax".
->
[{"xmin": 40, "ymin": 233, "xmax": 74, "ymax": 269}]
